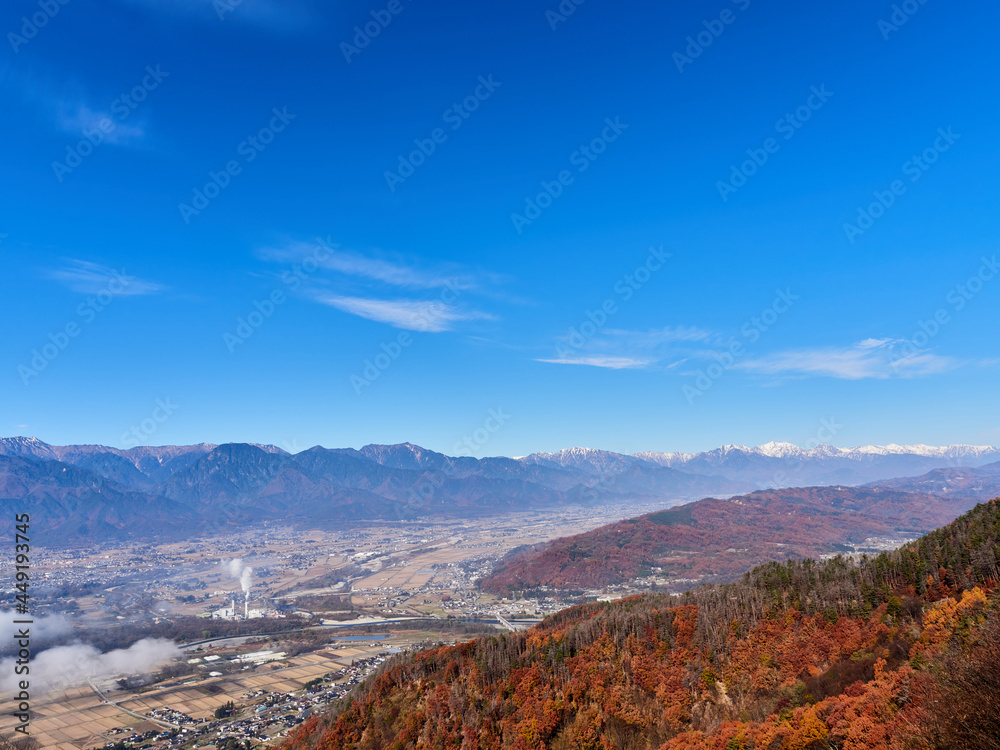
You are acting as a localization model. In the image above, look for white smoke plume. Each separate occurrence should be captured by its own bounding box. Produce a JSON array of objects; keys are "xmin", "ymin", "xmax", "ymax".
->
[
  {"xmin": 1, "ymin": 611, "xmax": 73, "ymax": 655},
  {"xmin": 0, "ymin": 638, "xmax": 180, "ymax": 696},
  {"xmin": 223, "ymin": 558, "xmax": 253, "ymax": 593}
]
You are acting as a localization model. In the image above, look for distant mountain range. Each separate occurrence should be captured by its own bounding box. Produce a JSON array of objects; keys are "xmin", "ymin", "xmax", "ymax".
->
[
  {"xmin": 527, "ymin": 442, "xmax": 1000, "ymax": 487},
  {"xmin": 1, "ymin": 436, "xmax": 998, "ymax": 544},
  {"xmin": 0, "ymin": 437, "xmax": 739, "ymax": 543}
]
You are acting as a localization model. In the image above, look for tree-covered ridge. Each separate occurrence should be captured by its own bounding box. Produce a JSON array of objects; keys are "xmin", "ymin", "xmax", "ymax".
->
[
  {"xmin": 284, "ymin": 500, "xmax": 1000, "ymax": 750},
  {"xmin": 481, "ymin": 485, "xmax": 982, "ymax": 593}
]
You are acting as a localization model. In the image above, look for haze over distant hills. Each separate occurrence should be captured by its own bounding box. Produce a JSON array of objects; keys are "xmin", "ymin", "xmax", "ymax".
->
[{"xmin": 1, "ymin": 436, "xmax": 998, "ymax": 544}]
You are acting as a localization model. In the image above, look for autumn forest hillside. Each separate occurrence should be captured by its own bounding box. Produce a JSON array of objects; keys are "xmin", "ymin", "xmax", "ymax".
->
[
  {"xmin": 481, "ymin": 484, "xmax": 984, "ymax": 593},
  {"xmin": 284, "ymin": 499, "xmax": 1000, "ymax": 750}
]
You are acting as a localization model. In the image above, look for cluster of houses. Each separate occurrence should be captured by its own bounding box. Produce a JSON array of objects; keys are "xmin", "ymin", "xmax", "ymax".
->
[{"xmin": 100, "ymin": 653, "xmax": 393, "ymax": 749}]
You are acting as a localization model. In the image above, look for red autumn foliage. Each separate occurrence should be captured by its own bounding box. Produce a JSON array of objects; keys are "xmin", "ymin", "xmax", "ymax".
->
[
  {"xmin": 482, "ymin": 486, "xmax": 982, "ymax": 593},
  {"xmin": 283, "ymin": 500, "xmax": 1000, "ymax": 750}
]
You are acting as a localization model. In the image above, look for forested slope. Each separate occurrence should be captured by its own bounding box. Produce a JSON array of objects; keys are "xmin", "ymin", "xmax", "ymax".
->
[
  {"xmin": 482, "ymin": 485, "xmax": 981, "ymax": 593},
  {"xmin": 283, "ymin": 499, "xmax": 1000, "ymax": 750}
]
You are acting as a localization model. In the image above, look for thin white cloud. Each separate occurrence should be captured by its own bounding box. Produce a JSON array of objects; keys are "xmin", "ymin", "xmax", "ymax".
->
[
  {"xmin": 45, "ymin": 259, "xmax": 165, "ymax": 296},
  {"xmin": 258, "ymin": 240, "xmax": 472, "ymax": 290},
  {"xmin": 315, "ymin": 294, "xmax": 493, "ymax": 333},
  {"xmin": 539, "ymin": 325, "xmax": 715, "ymax": 371},
  {"xmin": 604, "ymin": 326, "xmax": 716, "ymax": 347},
  {"xmin": 737, "ymin": 340, "xmax": 959, "ymax": 380},
  {"xmin": 259, "ymin": 239, "xmax": 497, "ymax": 333},
  {"xmin": 857, "ymin": 337, "xmax": 899, "ymax": 349},
  {"xmin": 58, "ymin": 105, "xmax": 145, "ymax": 146},
  {"xmin": 889, "ymin": 351, "xmax": 960, "ymax": 376},
  {"xmin": 0, "ymin": 64, "xmax": 149, "ymax": 147},
  {"xmin": 536, "ymin": 355, "xmax": 654, "ymax": 370}
]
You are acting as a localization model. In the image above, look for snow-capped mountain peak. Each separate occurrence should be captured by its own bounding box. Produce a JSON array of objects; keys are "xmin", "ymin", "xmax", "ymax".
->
[
  {"xmin": 754, "ymin": 441, "xmax": 805, "ymax": 458},
  {"xmin": 520, "ymin": 447, "xmax": 642, "ymax": 475},
  {"xmin": 626, "ymin": 441, "xmax": 999, "ymax": 488},
  {"xmin": 0, "ymin": 436, "xmax": 57, "ymax": 459},
  {"xmin": 843, "ymin": 444, "xmax": 997, "ymax": 459}
]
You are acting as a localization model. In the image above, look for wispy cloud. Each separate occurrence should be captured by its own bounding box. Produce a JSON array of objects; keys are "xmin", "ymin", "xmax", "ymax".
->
[
  {"xmin": 604, "ymin": 326, "xmax": 716, "ymax": 348},
  {"xmin": 857, "ymin": 337, "xmax": 896, "ymax": 349},
  {"xmin": 315, "ymin": 295, "xmax": 494, "ymax": 333},
  {"xmin": 534, "ymin": 328, "xmax": 958, "ymax": 380},
  {"xmin": 737, "ymin": 339, "xmax": 959, "ymax": 380},
  {"xmin": 257, "ymin": 240, "xmax": 473, "ymax": 290},
  {"xmin": 45, "ymin": 259, "xmax": 165, "ymax": 296},
  {"xmin": 0, "ymin": 63, "xmax": 149, "ymax": 147},
  {"xmin": 57, "ymin": 105, "xmax": 145, "ymax": 146},
  {"xmin": 259, "ymin": 238, "xmax": 497, "ymax": 333},
  {"xmin": 537, "ymin": 325, "xmax": 717, "ymax": 370},
  {"xmin": 536, "ymin": 355, "xmax": 654, "ymax": 370}
]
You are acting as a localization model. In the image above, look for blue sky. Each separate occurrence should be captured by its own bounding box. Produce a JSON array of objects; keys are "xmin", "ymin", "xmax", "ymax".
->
[{"xmin": 1, "ymin": 0, "xmax": 998, "ymax": 456}]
